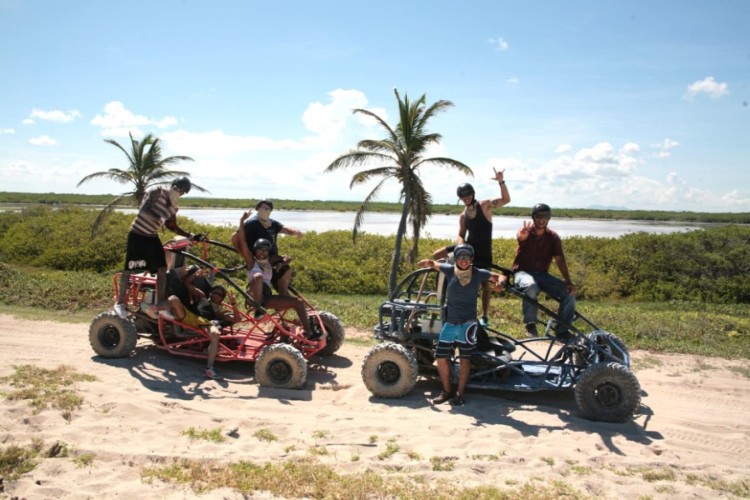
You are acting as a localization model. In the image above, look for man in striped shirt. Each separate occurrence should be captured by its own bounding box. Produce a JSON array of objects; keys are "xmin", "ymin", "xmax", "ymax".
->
[{"xmin": 114, "ymin": 177, "xmax": 198, "ymax": 319}]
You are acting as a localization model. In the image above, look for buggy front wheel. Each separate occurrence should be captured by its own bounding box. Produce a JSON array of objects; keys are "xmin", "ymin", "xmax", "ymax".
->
[
  {"xmin": 255, "ymin": 344, "xmax": 307, "ymax": 389},
  {"xmin": 575, "ymin": 362, "xmax": 640, "ymax": 423},
  {"xmin": 361, "ymin": 343, "xmax": 418, "ymax": 398},
  {"xmin": 89, "ymin": 311, "xmax": 138, "ymax": 358}
]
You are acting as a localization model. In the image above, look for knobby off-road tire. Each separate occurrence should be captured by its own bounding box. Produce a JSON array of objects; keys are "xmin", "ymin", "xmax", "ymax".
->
[
  {"xmin": 315, "ymin": 311, "xmax": 345, "ymax": 357},
  {"xmin": 361, "ymin": 342, "xmax": 418, "ymax": 398},
  {"xmin": 89, "ymin": 311, "xmax": 139, "ymax": 358},
  {"xmin": 575, "ymin": 362, "xmax": 641, "ymax": 423},
  {"xmin": 255, "ymin": 344, "xmax": 307, "ymax": 389}
]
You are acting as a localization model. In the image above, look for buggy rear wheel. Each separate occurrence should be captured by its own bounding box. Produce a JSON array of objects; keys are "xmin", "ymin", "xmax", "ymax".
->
[
  {"xmin": 314, "ymin": 311, "xmax": 345, "ymax": 356},
  {"xmin": 361, "ymin": 343, "xmax": 418, "ymax": 398},
  {"xmin": 89, "ymin": 311, "xmax": 138, "ymax": 358},
  {"xmin": 575, "ymin": 362, "xmax": 640, "ymax": 423},
  {"xmin": 255, "ymin": 344, "xmax": 307, "ymax": 389}
]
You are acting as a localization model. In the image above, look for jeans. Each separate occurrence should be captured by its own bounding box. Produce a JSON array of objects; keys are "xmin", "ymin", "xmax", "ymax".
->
[{"xmin": 514, "ymin": 271, "xmax": 576, "ymax": 331}]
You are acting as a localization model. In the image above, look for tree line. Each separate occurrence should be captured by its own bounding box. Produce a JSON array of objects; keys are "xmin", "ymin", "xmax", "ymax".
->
[{"xmin": 1, "ymin": 207, "xmax": 748, "ymax": 304}]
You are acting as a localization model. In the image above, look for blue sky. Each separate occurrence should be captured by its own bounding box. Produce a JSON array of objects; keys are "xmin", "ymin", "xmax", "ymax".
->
[{"xmin": 1, "ymin": 0, "xmax": 747, "ymax": 212}]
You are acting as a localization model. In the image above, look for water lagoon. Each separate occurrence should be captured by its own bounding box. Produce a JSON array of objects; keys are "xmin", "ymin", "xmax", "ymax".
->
[{"xmin": 174, "ymin": 208, "xmax": 709, "ymax": 239}]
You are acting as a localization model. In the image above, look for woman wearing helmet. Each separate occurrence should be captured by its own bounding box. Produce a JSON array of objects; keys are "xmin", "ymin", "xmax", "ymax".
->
[
  {"xmin": 418, "ymin": 244, "xmax": 506, "ymax": 406},
  {"xmin": 456, "ymin": 168, "xmax": 511, "ymax": 327},
  {"xmin": 512, "ymin": 203, "xmax": 577, "ymax": 338},
  {"xmin": 240, "ymin": 236, "xmax": 315, "ymax": 339}
]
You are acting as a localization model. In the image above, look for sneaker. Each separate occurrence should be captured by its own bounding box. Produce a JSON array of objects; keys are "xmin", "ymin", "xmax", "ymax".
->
[
  {"xmin": 525, "ymin": 323, "xmax": 538, "ymax": 337},
  {"xmin": 204, "ymin": 367, "xmax": 219, "ymax": 379},
  {"xmin": 114, "ymin": 303, "xmax": 128, "ymax": 319},
  {"xmin": 479, "ymin": 316, "xmax": 489, "ymax": 328},
  {"xmin": 451, "ymin": 394, "xmax": 465, "ymax": 406},
  {"xmin": 431, "ymin": 390, "xmax": 453, "ymax": 405}
]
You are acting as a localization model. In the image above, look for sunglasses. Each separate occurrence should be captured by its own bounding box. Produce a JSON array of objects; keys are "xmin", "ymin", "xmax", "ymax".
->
[{"xmin": 455, "ymin": 255, "xmax": 472, "ymax": 261}]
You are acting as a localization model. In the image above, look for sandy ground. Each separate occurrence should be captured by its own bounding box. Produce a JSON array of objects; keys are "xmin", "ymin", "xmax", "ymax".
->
[{"xmin": 0, "ymin": 313, "xmax": 748, "ymax": 499}]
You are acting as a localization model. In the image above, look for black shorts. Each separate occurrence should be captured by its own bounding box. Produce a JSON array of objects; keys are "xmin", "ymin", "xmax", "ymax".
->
[{"xmin": 124, "ymin": 231, "xmax": 166, "ymax": 273}]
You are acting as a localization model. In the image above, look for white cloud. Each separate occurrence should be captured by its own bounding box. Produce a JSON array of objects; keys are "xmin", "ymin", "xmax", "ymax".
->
[
  {"xmin": 555, "ymin": 144, "xmax": 571, "ymax": 154},
  {"xmin": 28, "ymin": 108, "xmax": 82, "ymax": 123},
  {"xmin": 506, "ymin": 77, "xmax": 520, "ymax": 84},
  {"xmin": 684, "ymin": 76, "xmax": 729, "ymax": 100},
  {"xmin": 487, "ymin": 37, "xmax": 509, "ymax": 51},
  {"xmin": 90, "ymin": 101, "xmax": 178, "ymax": 137},
  {"xmin": 29, "ymin": 135, "xmax": 56, "ymax": 146},
  {"xmin": 22, "ymin": 118, "xmax": 34, "ymax": 125},
  {"xmin": 0, "ymin": 128, "xmax": 14, "ymax": 134}
]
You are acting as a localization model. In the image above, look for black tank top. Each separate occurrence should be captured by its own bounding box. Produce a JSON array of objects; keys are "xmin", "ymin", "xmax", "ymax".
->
[{"xmin": 466, "ymin": 205, "xmax": 493, "ymax": 266}]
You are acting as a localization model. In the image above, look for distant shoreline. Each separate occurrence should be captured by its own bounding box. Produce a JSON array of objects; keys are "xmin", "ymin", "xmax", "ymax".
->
[{"xmin": 1, "ymin": 193, "xmax": 749, "ymax": 224}]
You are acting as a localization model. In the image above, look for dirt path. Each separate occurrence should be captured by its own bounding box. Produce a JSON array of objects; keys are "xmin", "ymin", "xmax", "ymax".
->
[{"xmin": 1, "ymin": 314, "xmax": 748, "ymax": 499}]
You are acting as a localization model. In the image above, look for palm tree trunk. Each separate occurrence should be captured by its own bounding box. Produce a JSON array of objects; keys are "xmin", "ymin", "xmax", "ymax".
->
[{"xmin": 388, "ymin": 194, "xmax": 411, "ymax": 297}]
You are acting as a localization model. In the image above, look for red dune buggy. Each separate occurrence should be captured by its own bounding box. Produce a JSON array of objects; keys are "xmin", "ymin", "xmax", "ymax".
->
[{"xmin": 88, "ymin": 237, "xmax": 345, "ymax": 388}]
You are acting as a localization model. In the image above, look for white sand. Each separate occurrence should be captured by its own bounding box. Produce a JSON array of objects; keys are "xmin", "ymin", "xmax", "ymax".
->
[{"xmin": 1, "ymin": 314, "xmax": 748, "ymax": 499}]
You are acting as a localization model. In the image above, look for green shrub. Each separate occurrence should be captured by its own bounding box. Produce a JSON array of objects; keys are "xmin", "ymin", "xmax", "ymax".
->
[{"xmin": 1, "ymin": 208, "xmax": 749, "ymax": 303}]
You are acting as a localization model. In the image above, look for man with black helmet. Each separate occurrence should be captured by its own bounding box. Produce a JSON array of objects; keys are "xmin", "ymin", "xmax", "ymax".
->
[
  {"xmin": 418, "ymin": 243, "xmax": 506, "ymax": 406},
  {"xmin": 456, "ymin": 168, "xmax": 511, "ymax": 327},
  {"xmin": 512, "ymin": 203, "xmax": 577, "ymax": 338},
  {"xmin": 113, "ymin": 176, "xmax": 200, "ymax": 319}
]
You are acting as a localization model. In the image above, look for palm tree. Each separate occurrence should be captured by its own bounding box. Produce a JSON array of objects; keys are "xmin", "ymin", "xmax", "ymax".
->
[
  {"xmin": 325, "ymin": 88, "xmax": 473, "ymax": 295},
  {"xmin": 77, "ymin": 132, "xmax": 207, "ymax": 235}
]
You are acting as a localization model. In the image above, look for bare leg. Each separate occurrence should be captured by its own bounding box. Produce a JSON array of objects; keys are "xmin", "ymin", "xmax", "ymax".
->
[
  {"xmin": 117, "ymin": 270, "xmax": 131, "ymax": 305},
  {"xmin": 264, "ymin": 295, "xmax": 311, "ymax": 336},
  {"xmin": 275, "ymin": 267, "xmax": 293, "ymax": 296},
  {"xmin": 435, "ymin": 358, "xmax": 453, "ymax": 393},
  {"xmin": 456, "ymin": 358, "xmax": 471, "ymax": 397},
  {"xmin": 206, "ymin": 326, "xmax": 219, "ymax": 369},
  {"xmin": 155, "ymin": 266, "xmax": 168, "ymax": 308}
]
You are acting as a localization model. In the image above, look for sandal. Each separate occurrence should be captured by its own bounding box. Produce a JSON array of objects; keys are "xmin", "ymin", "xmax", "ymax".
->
[{"xmin": 451, "ymin": 394, "xmax": 465, "ymax": 406}]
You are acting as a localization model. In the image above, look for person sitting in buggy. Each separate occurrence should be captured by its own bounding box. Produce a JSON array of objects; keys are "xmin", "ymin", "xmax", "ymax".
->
[
  {"xmin": 239, "ymin": 237, "xmax": 316, "ymax": 340},
  {"xmin": 162, "ymin": 267, "xmax": 242, "ymax": 379}
]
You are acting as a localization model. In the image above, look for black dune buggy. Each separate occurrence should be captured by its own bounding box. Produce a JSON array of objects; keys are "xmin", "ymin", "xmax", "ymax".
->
[
  {"xmin": 89, "ymin": 237, "xmax": 345, "ymax": 389},
  {"xmin": 361, "ymin": 263, "xmax": 641, "ymax": 422}
]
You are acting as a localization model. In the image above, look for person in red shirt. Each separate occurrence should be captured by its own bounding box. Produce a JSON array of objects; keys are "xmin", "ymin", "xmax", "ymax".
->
[{"xmin": 512, "ymin": 203, "xmax": 577, "ymax": 338}]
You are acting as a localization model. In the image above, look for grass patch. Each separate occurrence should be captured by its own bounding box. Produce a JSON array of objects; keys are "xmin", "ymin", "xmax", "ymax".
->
[
  {"xmin": 686, "ymin": 473, "xmax": 750, "ymax": 496},
  {"xmin": 0, "ymin": 365, "xmax": 97, "ymax": 421},
  {"xmin": 727, "ymin": 365, "xmax": 750, "ymax": 378},
  {"xmin": 141, "ymin": 456, "xmax": 588, "ymax": 498},
  {"xmin": 252, "ymin": 428, "xmax": 278, "ymax": 442},
  {"xmin": 430, "ymin": 456, "xmax": 458, "ymax": 472},
  {"xmin": 377, "ymin": 439, "xmax": 400, "ymax": 460},
  {"xmin": 182, "ymin": 427, "xmax": 226, "ymax": 443},
  {"xmin": 73, "ymin": 452, "xmax": 96, "ymax": 468},
  {"xmin": 0, "ymin": 439, "xmax": 45, "ymax": 481}
]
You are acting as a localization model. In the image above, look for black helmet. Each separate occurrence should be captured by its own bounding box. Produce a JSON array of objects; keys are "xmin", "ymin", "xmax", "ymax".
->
[
  {"xmin": 253, "ymin": 238, "xmax": 272, "ymax": 252},
  {"xmin": 171, "ymin": 176, "xmax": 192, "ymax": 194},
  {"xmin": 255, "ymin": 199, "xmax": 274, "ymax": 210},
  {"xmin": 453, "ymin": 243, "xmax": 474, "ymax": 259},
  {"xmin": 531, "ymin": 203, "xmax": 552, "ymax": 218},
  {"xmin": 456, "ymin": 183, "xmax": 475, "ymax": 198}
]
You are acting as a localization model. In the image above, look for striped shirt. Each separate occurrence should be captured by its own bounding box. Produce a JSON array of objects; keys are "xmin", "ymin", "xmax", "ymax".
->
[{"xmin": 130, "ymin": 187, "xmax": 178, "ymax": 236}]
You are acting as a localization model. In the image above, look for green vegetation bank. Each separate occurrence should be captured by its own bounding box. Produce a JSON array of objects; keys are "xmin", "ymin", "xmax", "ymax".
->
[{"xmin": 0, "ymin": 207, "xmax": 748, "ymax": 359}]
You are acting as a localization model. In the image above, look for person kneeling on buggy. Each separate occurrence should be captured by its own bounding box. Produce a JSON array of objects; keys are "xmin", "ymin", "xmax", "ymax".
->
[
  {"xmin": 240, "ymin": 237, "xmax": 316, "ymax": 340},
  {"xmin": 417, "ymin": 243, "xmax": 506, "ymax": 406}
]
